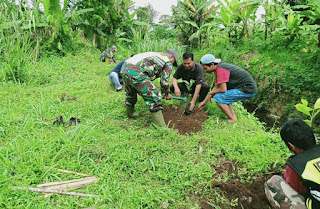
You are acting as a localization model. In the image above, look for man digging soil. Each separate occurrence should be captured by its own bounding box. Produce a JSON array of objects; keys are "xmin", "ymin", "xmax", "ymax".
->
[{"xmin": 170, "ymin": 52, "xmax": 210, "ymax": 114}]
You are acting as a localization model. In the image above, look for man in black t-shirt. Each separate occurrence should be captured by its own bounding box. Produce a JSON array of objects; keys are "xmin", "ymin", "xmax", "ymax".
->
[{"xmin": 170, "ymin": 52, "xmax": 210, "ymax": 111}]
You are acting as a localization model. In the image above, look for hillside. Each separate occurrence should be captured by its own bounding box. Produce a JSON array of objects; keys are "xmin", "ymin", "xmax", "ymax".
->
[{"xmin": 0, "ymin": 50, "xmax": 289, "ymax": 208}]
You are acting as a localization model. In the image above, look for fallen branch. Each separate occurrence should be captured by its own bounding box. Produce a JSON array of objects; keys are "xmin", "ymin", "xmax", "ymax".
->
[{"xmin": 12, "ymin": 186, "xmax": 100, "ymax": 198}]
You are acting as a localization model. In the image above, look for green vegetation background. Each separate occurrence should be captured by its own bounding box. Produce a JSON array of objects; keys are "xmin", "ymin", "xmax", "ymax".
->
[
  {"xmin": 2, "ymin": 0, "xmax": 320, "ymax": 207},
  {"xmin": 0, "ymin": 45, "xmax": 289, "ymax": 208}
]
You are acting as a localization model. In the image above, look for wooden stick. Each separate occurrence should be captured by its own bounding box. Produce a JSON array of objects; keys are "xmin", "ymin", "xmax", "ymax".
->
[
  {"xmin": 44, "ymin": 166, "xmax": 89, "ymax": 177},
  {"xmin": 12, "ymin": 186, "xmax": 100, "ymax": 198}
]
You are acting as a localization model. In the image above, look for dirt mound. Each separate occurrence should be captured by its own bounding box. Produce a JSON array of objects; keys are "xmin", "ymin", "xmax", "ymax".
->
[
  {"xmin": 199, "ymin": 159, "xmax": 278, "ymax": 209},
  {"xmin": 163, "ymin": 105, "xmax": 208, "ymax": 134},
  {"xmin": 208, "ymin": 176, "xmax": 273, "ymax": 209}
]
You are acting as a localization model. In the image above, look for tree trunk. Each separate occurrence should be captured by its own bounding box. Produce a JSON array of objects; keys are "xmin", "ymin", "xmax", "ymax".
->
[
  {"xmin": 92, "ymin": 19, "xmax": 99, "ymax": 46},
  {"xmin": 92, "ymin": 33, "xmax": 96, "ymax": 47},
  {"xmin": 245, "ymin": 22, "xmax": 250, "ymax": 41},
  {"xmin": 265, "ymin": 23, "xmax": 268, "ymax": 40}
]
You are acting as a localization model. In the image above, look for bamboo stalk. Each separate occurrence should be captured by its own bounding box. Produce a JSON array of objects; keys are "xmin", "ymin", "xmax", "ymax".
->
[
  {"xmin": 12, "ymin": 186, "xmax": 100, "ymax": 198},
  {"xmin": 44, "ymin": 166, "xmax": 89, "ymax": 177},
  {"xmin": 37, "ymin": 176, "xmax": 98, "ymax": 189}
]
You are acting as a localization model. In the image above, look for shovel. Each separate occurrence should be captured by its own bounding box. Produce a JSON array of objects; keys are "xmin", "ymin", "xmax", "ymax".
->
[
  {"xmin": 183, "ymin": 102, "xmax": 192, "ymax": 115},
  {"xmin": 171, "ymin": 96, "xmax": 191, "ymax": 115},
  {"xmin": 171, "ymin": 96, "xmax": 191, "ymax": 116},
  {"xmin": 163, "ymin": 95, "xmax": 191, "ymax": 115},
  {"xmin": 172, "ymin": 96, "xmax": 186, "ymax": 101}
]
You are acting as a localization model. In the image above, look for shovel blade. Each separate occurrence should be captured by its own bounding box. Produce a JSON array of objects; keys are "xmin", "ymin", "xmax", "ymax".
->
[{"xmin": 183, "ymin": 102, "xmax": 192, "ymax": 115}]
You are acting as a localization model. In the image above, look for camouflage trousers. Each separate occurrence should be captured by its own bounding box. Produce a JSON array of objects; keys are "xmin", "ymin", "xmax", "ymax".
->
[
  {"xmin": 265, "ymin": 175, "xmax": 307, "ymax": 209},
  {"xmin": 120, "ymin": 63, "xmax": 163, "ymax": 112}
]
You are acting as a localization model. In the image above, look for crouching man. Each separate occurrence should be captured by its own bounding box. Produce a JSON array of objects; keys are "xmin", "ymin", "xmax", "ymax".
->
[{"xmin": 265, "ymin": 118, "xmax": 320, "ymax": 209}]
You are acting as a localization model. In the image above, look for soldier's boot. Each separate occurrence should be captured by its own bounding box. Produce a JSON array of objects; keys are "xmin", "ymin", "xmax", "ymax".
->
[
  {"xmin": 126, "ymin": 105, "xmax": 137, "ymax": 118},
  {"xmin": 151, "ymin": 110, "xmax": 166, "ymax": 127}
]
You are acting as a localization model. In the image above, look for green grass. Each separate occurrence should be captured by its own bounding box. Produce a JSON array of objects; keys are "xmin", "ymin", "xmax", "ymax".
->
[{"xmin": 0, "ymin": 49, "xmax": 289, "ymax": 208}]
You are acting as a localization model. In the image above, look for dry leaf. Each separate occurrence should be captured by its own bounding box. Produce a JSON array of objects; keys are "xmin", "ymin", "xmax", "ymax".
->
[
  {"xmin": 199, "ymin": 146, "xmax": 203, "ymax": 154},
  {"xmin": 161, "ymin": 201, "xmax": 169, "ymax": 208}
]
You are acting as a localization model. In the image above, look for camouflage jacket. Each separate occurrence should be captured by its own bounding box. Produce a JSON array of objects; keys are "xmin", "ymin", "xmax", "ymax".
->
[
  {"xmin": 100, "ymin": 48, "xmax": 116, "ymax": 63},
  {"xmin": 125, "ymin": 52, "xmax": 173, "ymax": 95}
]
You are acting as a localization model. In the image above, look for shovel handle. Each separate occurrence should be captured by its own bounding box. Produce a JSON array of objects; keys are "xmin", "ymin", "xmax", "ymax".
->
[{"xmin": 172, "ymin": 96, "xmax": 186, "ymax": 101}]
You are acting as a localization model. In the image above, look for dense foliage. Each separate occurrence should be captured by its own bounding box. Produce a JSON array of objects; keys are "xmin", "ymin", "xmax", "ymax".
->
[{"xmin": 1, "ymin": 0, "xmax": 320, "ymax": 207}]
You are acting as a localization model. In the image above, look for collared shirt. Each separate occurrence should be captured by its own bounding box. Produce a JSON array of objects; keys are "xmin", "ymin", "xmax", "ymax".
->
[
  {"xmin": 284, "ymin": 164, "xmax": 307, "ymax": 195},
  {"xmin": 173, "ymin": 62, "xmax": 205, "ymax": 85}
]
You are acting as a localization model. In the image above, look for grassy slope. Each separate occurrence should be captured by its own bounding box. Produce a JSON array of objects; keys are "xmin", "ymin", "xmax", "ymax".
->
[{"xmin": 0, "ymin": 49, "xmax": 289, "ymax": 208}]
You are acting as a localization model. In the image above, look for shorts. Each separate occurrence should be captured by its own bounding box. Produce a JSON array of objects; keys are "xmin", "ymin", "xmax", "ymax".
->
[{"xmin": 213, "ymin": 89, "xmax": 256, "ymax": 104}]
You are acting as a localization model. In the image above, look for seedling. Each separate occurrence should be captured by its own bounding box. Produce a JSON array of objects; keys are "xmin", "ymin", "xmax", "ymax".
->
[{"xmin": 181, "ymin": 80, "xmax": 194, "ymax": 115}]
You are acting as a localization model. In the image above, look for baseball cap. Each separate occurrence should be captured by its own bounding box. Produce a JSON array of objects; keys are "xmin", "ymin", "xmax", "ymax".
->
[
  {"xmin": 166, "ymin": 49, "xmax": 178, "ymax": 67},
  {"xmin": 200, "ymin": 54, "xmax": 221, "ymax": 64},
  {"xmin": 111, "ymin": 45, "xmax": 117, "ymax": 51}
]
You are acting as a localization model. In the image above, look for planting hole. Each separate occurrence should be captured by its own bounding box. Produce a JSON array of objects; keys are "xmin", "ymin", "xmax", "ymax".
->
[{"xmin": 163, "ymin": 104, "xmax": 208, "ymax": 134}]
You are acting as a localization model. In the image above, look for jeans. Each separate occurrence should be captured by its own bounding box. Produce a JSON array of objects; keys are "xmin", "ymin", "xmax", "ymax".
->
[
  {"xmin": 108, "ymin": 72, "xmax": 122, "ymax": 90},
  {"xmin": 213, "ymin": 89, "xmax": 256, "ymax": 104}
]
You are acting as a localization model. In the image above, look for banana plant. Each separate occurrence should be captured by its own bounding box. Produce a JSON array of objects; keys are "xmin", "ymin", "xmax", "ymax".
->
[
  {"xmin": 41, "ymin": 0, "xmax": 70, "ymax": 50},
  {"xmin": 276, "ymin": 6, "xmax": 304, "ymax": 42},
  {"xmin": 297, "ymin": 0, "xmax": 320, "ymax": 47},
  {"xmin": 261, "ymin": 0, "xmax": 285, "ymax": 39},
  {"xmin": 185, "ymin": 21, "xmax": 218, "ymax": 47},
  {"xmin": 215, "ymin": 0, "xmax": 242, "ymax": 41},
  {"xmin": 234, "ymin": 0, "xmax": 260, "ymax": 40},
  {"xmin": 172, "ymin": 0, "xmax": 217, "ymax": 47}
]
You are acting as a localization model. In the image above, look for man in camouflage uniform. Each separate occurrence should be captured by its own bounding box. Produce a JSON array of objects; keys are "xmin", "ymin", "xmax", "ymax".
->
[
  {"xmin": 265, "ymin": 175, "xmax": 307, "ymax": 209},
  {"xmin": 120, "ymin": 50, "xmax": 178, "ymax": 127},
  {"xmin": 100, "ymin": 45, "xmax": 117, "ymax": 63}
]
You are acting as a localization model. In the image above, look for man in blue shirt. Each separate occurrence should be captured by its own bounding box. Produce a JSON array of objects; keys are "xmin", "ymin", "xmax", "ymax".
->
[{"xmin": 109, "ymin": 59, "xmax": 126, "ymax": 91}]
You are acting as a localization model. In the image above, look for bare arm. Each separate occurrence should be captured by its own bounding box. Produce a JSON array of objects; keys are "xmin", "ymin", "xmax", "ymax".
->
[
  {"xmin": 172, "ymin": 78, "xmax": 181, "ymax": 97},
  {"xmin": 198, "ymin": 82, "xmax": 227, "ymax": 108},
  {"xmin": 189, "ymin": 84, "xmax": 202, "ymax": 110}
]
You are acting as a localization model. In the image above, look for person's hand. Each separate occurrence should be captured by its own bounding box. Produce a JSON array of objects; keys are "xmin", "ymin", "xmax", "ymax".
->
[
  {"xmin": 207, "ymin": 93, "xmax": 214, "ymax": 104},
  {"xmin": 174, "ymin": 88, "xmax": 181, "ymax": 97},
  {"xmin": 198, "ymin": 100, "xmax": 206, "ymax": 109},
  {"xmin": 165, "ymin": 93, "xmax": 172, "ymax": 100},
  {"xmin": 189, "ymin": 101, "xmax": 195, "ymax": 111}
]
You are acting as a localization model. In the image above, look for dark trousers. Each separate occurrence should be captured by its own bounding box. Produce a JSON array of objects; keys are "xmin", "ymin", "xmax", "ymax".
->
[{"xmin": 170, "ymin": 82, "xmax": 210, "ymax": 102}]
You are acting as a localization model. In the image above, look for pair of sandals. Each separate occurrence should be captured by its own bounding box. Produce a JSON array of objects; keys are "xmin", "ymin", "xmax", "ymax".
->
[{"xmin": 53, "ymin": 116, "xmax": 80, "ymax": 126}]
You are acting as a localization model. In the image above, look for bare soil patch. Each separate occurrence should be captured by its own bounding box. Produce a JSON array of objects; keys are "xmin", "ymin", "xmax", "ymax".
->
[
  {"xmin": 162, "ymin": 105, "xmax": 208, "ymax": 134},
  {"xmin": 200, "ymin": 159, "xmax": 280, "ymax": 209}
]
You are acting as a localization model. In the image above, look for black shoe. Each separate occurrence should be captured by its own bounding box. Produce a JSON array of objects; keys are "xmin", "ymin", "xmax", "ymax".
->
[
  {"xmin": 53, "ymin": 116, "xmax": 65, "ymax": 126},
  {"xmin": 69, "ymin": 117, "xmax": 81, "ymax": 126}
]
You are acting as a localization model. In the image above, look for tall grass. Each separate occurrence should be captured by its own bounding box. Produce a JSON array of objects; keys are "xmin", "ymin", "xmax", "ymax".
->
[
  {"xmin": 0, "ymin": 34, "xmax": 34, "ymax": 83},
  {"xmin": 118, "ymin": 34, "xmax": 186, "ymax": 62},
  {"xmin": 0, "ymin": 1, "xmax": 37, "ymax": 84}
]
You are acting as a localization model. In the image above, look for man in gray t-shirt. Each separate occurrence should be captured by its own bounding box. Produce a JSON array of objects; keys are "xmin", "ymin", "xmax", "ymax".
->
[{"xmin": 199, "ymin": 54, "xmax": 257, "ymax": 123}]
